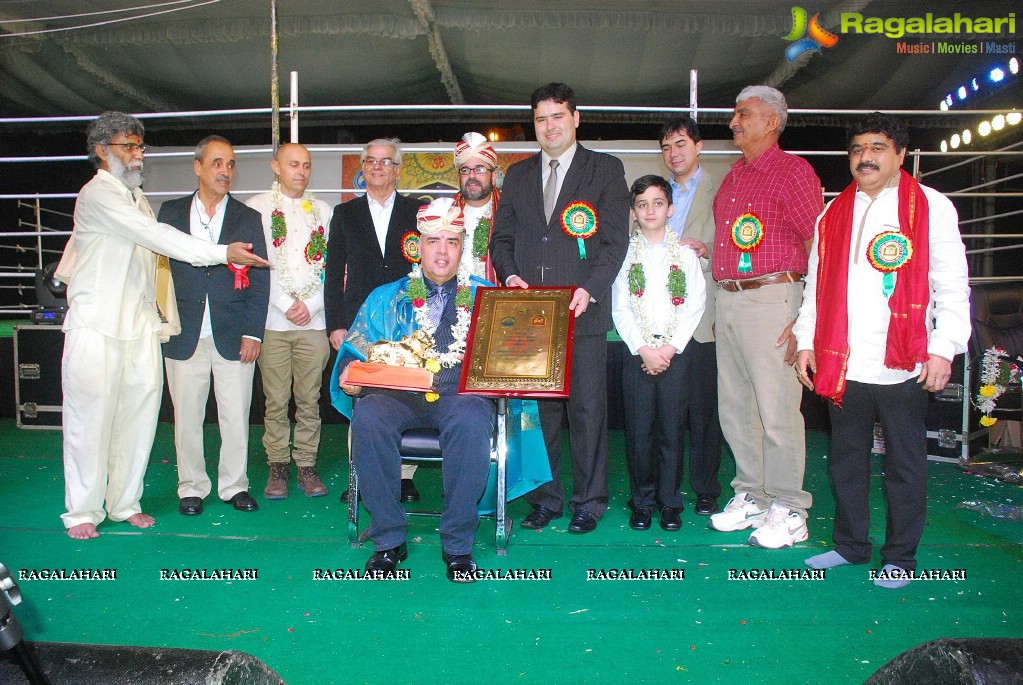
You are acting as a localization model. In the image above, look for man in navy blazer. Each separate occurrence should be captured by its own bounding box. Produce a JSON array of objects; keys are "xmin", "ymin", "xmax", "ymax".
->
[
  {"xmin": 490, "ymin": 83, "xmax": 630, "ymax": 533},
  {"xmin": 158, "ymin": 135, "xmax": 270, "ymax": 516},
  {"xmin": 324, "ymin": 138, "xmax": 426, "ymax": 503}
]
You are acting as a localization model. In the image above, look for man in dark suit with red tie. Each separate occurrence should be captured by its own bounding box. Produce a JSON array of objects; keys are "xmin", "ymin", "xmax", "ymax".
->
[
  {"xmin": 490, "ymin": 83, "xmax": 631, "ymax": 533},
  {"xmin": 324, "ymin": 138, "xmax": 426, "ymax": 503},
  {"xmin": 159, "ymin": 135, "xmax": 270, "ymax": 517}
]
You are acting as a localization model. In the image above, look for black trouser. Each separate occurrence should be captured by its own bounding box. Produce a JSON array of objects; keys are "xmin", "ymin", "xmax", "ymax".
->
[{"xmin": 827, "ymin": 379, "xmax": 929, "ymax": 571}]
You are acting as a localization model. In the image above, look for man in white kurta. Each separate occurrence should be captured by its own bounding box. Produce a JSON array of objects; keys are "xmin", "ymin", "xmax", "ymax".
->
[
  {"xmin": 793, "ymin": 113, "xmax": 970, "ymax": 588},
  {"xmin": 61, "ymin": 111, "xmax": 269, "ymax": 540},
  {"xmin": 246, "ymin": 143, "xmax": 333, "ymax": 498}
]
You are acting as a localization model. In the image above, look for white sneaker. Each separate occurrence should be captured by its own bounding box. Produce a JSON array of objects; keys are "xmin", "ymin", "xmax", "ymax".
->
[
  {"xmin": 708, "ymin": 493, "xmax": 766, "ymax": 532},
  {"xmin": 748, "ymin": 505, "xmax": 809, "ymax": 549}
]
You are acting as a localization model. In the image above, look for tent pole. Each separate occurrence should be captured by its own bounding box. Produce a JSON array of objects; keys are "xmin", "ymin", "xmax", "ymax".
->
[{"xmin": 270, "ymin": 0, "xmax": 280, "ymax": 153}]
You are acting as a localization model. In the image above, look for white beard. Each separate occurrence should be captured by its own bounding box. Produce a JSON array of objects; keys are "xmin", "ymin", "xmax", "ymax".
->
[{"xmin": 107, "ymin": 155, "xmax": 144, "ymax": 189}]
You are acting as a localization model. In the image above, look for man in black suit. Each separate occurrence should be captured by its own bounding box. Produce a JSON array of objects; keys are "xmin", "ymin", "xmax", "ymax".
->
[
  {"xmin": 490, "ymin": 83, "xmax": 630, "ymax": 533},
  {"xmin": 325, "ymin": 138, "xmax": 426, "ymax": 503},
  {"xmin": 159, "ymin": 135, "xmax": 270, "ymax": 516}
]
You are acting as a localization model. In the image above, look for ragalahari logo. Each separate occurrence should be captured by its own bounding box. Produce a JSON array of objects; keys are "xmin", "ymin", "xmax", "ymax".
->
[{"xmin": 783, "ymin": 7, "xmax": 839, "ymax": 61}]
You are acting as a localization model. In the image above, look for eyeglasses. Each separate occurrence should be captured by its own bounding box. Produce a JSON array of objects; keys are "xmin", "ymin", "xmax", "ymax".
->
[
  {"xmin": 458, "ymin": 165, "xmax": 494, "ymax": 176},
  {"xmin": 107, "ymin": 142, "xmax": 147, "ymax": 154},
  {"xmin": 363, "ymin": 157, "xmax": 397, "ymax": 168}
]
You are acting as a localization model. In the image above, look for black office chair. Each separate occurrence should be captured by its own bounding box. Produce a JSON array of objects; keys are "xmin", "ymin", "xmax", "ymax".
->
[{"xmin": 347, "ymin": 397, "xmax": 513, "ymax": 555}]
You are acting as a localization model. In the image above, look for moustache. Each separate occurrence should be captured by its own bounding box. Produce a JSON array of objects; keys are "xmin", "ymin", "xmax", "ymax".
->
[
  {"xmin": 856, "ymin": 162, "xmax": 881, "ymax": 172},
  {"xmin": 216, "ymin": 175, "xmax": 231, "ymax": 183}
]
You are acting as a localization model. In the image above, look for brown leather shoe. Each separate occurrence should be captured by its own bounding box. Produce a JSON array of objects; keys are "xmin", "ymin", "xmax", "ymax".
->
[
  {"xmin": 297, "ymin": 466, "xmax": 328, "ymax": 497},
  {"xmin": 264, "ymin": 463, "xmax": 289, "ymax": 500}
]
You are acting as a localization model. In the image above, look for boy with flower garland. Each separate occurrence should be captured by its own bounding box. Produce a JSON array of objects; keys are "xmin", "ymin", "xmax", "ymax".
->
[{"xmin": 611, "ymin": 175, "xmax": 706, "ymax": 532}]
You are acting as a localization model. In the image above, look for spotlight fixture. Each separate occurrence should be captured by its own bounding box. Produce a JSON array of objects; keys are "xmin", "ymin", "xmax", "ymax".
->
[
  {"xmin": 990, "ymin": 68, "xmax": 1005, "ymax": 82},
  {"xmin": 978, "ymin": 121, "xmax": 992, "ymax": 136},
  {"xmin": 940, "ymin": 140, "xmax": 948, "ymax": 152},
  {"xmin": 1007, "ymin": 112, "xmax": 1022, "ymax": 126},
  {"xmin": 945, "ymin": 94, "xmax": 954, "ymax": 107},
  {"xmin": 957, "ymin": 86, "xmax": 968, "ymax": 100},
  {"xmin": 950, "ymin": 134, "xmax": 961, "ymax": 149},
  {"xmin": 993, "ymin": 114, "xmax": 1006, "ymax": 131},
  {"xmin": 971, "ymin": 78, "xmax": 980, "ymax": 91},
  {"xmin": 1010, "ymin": 57, "xmax": 1019, "ymax": 74},
  {"xmin": 962, "ymin": 129, "xmax": 972, "ymax": 145},
  {"xmin": 939, "ymin": 101, "xmax": 949, "ymax": 111}
]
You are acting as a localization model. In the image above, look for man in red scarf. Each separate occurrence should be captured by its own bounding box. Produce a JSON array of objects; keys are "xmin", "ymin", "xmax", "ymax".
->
[{"xmin": 793, "ymin": 113, "xmax": 970, "ymax": 589}]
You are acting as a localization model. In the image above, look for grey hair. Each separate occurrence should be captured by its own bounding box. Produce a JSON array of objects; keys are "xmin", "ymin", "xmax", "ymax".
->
[
  {"xmin": 361, "ymin": 137, "xmax": 403, "ymax": 165},
  {"xmin": 736, "ymin": 85, "xmax": 789, "ymax": 133},
  {"xmin": 194, "ymin": 135, "xmax": 232, "ymax": 163},
  {"xmin": 86, "ymin": 111, "xmax": 144, "ymax": 168}
]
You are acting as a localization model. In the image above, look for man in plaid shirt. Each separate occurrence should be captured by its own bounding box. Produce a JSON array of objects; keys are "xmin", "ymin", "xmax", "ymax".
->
[{"xmin": 708, "ymin": 85, "xmax": 823, "ymax": 549}]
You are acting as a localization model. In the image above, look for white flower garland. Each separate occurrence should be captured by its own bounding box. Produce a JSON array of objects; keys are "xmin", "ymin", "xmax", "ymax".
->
[
  {"xmin": 271, "ymin": 181, "xmax": 326, "ymax": 301},
  {"xmin": 974, "ymin": 346, "xmax": 1022, "ymax": 426},
  {"xmin": 627, "ymin": 233, "xmax": 687, "ymax": 349},
  {"xmin": 408, "ymin": 263, "xmax": 473, "ymax": 368}
]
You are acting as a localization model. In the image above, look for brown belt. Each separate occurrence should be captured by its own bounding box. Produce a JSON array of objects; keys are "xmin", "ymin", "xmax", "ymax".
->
[{"xmin": 718, "ymin": 271, "xmax": 803, "ymax": 293}]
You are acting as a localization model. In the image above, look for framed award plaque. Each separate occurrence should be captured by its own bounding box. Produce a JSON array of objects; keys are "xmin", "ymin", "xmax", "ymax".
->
[{"xmin": 458, "ymin": 287, "xmax": 574, "ymax": 398}]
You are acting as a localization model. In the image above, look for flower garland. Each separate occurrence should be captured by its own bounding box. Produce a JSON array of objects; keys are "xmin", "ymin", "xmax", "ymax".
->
[
  {"xmin": 406, "ymin": 263, "xmax": 473, "ymax": 369},
  {"xmin": 270, "ymin": 181, "xmax": 326, "ymax": 301},
  {"xmin": 974, "ymin": 346, "xmax": 1022, "ymax": 427},
  {"xmin": 456, "ymin": 187, "xmax": 499, "ymax": 278},
  {"xmin": 626, "ymin": 233, "xmax": 687, "ymax": 349}
]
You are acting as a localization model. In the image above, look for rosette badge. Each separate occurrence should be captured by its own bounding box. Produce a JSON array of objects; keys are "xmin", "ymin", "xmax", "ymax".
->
[
  {"xmin": 730, "ymin": 212, "xmax": 764, "ymax": 273},
  {"xmin": 401, "ymin": 231, "xmax": 421, "ymax": 264},
  {"xmin": 561, "ymin": 201, "xmax": 598, "ymax": 259},
  {"xmin": 866, "ymin": 231, "xmax": 913, "ymax": 297}
]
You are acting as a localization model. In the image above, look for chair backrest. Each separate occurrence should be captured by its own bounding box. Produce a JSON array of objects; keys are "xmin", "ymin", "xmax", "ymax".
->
[{"xmin": 969, "ymin": 282, "xmax": 1023, "ymax": 359}]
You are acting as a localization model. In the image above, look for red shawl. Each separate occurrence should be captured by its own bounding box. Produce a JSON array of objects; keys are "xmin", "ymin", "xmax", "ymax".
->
[{"xmin": 813, "ymin": 169, "xmax": 930, "ymax": 405}]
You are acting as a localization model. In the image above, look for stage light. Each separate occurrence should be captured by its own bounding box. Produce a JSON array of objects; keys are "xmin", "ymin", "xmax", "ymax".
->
[
  {"xmin": 1010, "ymin": 57, "xmax": 1019, "ymax": 75},
  {"xmin": 993, "ymin": 114, "xmax": 1005, "ymax": 131},
  {"xmin": 487, "ymin": 130, "xmax": 500, "ymax": 142},
  {"xmin": 957, "ymin": 86, "xmax": 968, "ymax": 100},
  {"xmin": 962, "ymin": 129, "xmax": 972, "ymax": 145},
  {"xmin": 940, "ymin": 140, "xmax": 948, "ymax": 152},
  {"xmin": 950, "ymin": 134, "xmax": 961, "ymax": 149},
  {"xmin": 939, "ymin": 101, "xmax": 949, "ymax": 111},
  {"xmin": 978, "ymin": 121, "xmax": 992, "ymax": 136},
  {"xmin": 1007, "ymin": 112, "xmax": 1022, "ymax": 126},
  {"xmin": 990, "ymin": 68, "xmax": 1005, "ymax": 82},
  {"xmin": 971, "ymin": 78, "xmax": 980, "ymax": 91},
  {"xmin": 945, "ymin": 94, "xmax": 954, "ymax": 107}
]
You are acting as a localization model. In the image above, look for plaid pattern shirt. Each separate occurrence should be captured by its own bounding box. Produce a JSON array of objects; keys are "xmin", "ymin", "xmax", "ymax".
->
[{"xmin": 711, "ymin": 143, "xmax": 823, "ymax": 281}]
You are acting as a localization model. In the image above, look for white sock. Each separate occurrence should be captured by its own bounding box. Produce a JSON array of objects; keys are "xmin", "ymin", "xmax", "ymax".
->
[
  {"xmin": 804, "ymin": 550, "xmax": 851, "ymax": 569},
  {"xmin": 873, "ymin": 563, "xmax": 912, "ymax": 589}
]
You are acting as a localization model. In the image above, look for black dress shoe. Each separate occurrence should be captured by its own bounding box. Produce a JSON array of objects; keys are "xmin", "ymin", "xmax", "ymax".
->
[
  {"xmin": 629, "ymin": 507, "xmax": 652, "ymax": 530},
  {"xmin": 225, "ymin": 491, "xmax": 259, "ymax": 512},
  {"xmin": 695, "ymin": 495, "xmax": 719, "ymax": 516},
  {"xmin": 365, "ymin": 543, "xmax": 408, "ymax": 574},
  {"xmin": 520, "ymin": 505, "xmax": 560, "ymax": 530},
  {"xmin": 400, "ymin": 479, "xmax": 421, "ymax": 503},
  {"xmin": 568, "ymin": 510, "xmax": 598, "ymax": 533},
  {"xmin": 178, "ymin": 497, "xmax": 203, "ymax": 516},
  {"xmin": 660, "ymin": 507, "xmax": 683, "ymax": 531},
  {"xmin": 442, "ymin": 551, "xmax": 478, "ymax": 583},
  {"xmin": 339, "ymin": 488, "xmax": 362, "ymax": 504}
]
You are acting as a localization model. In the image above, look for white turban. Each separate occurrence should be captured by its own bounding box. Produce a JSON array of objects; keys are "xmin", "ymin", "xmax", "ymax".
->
[
  {"xmin": 453, "ymin": 132, "xmax": 498, "ymax": 168},
  {"xmin": 417, "ymin": 197, "xmax": 465, "ymax": 235}
]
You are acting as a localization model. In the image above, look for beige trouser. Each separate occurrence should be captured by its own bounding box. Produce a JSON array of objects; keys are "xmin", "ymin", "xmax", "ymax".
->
[
  {"xmin": 61, "ymin": 327, "xmax": 163, "ymax": 528},
  {"xmin": 715, "ymin": 281, "xmax": 812, "ymax": 516},
  {"xmin": 165, "ymin": 336, "xmax": 254, "ymax": 500},
  {"xmin": 258, "ymin": 329, "xmax": 330, "ymax": 467}
]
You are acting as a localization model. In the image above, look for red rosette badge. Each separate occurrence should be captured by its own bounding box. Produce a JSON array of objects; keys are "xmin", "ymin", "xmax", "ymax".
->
[
  {"xmin": 401, "ymin": 231, "xmax": 421, "ymax": 264},
  {"xmin": 560, "ymin": 201, "xmax": 598, "ymax": 259}
]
